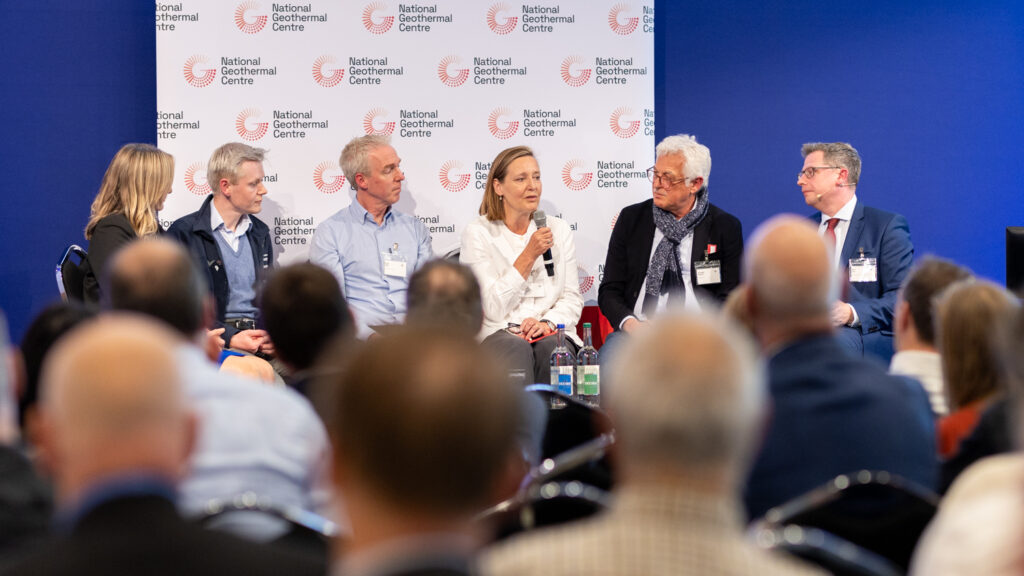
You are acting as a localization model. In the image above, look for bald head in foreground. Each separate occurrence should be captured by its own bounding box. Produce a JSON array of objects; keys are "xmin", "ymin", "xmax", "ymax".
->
[
  {"xmin": 742, "ymin": 215, "xmax": 937, "ymax": 520},
  {"xmin": 10, "ymin": 315, "xmax": 322, "ymax": 576},
  {"xmin": 38, "ymin": 315, "xmax": 193, "ymax": 507},
  {"xmin": 483, "ymin": 312, "xmax": 824, "ymax": 576}
]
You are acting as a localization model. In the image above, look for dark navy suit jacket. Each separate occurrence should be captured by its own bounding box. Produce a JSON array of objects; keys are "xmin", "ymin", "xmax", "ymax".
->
[
  {"xmin": 167, "ymin": 195, "xmax": 273, "ymax": 345},
  {"xmin": 812, "ymin": 200, "xmax": 913, "ymax": 361},
  {"xmin": 743, "ymin": 334, "xmax": 938, "ymax": 521}
]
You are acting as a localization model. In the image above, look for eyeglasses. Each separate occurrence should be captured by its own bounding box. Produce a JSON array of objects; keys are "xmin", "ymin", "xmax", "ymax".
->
[
  {"xmin": 798, "ymin": 166, "xmax": 841, "ymax": 179},
  {"xmin": 647, "ymin": 167, "xmax": 689, "ymax": 187}
]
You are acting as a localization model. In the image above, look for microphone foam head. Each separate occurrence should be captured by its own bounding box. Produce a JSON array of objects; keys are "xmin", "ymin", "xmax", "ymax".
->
[{"xmin": 533, "ymin": 210, "xmax": 547, "ymax": 227}]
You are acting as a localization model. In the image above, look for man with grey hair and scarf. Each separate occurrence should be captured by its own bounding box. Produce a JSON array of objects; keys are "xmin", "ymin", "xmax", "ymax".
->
[
  {"xmin": 598, "ymin": 134, "xmax": 743, "ymax": 367},
  {"xmin": 310, "ymin": 135, "xmax": 434, "ymax": 339}
]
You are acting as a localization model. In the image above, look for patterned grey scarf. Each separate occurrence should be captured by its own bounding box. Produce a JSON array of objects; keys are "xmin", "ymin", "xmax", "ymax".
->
[{"xmin": 644, "ymin": 187, "xmax": 709, "ymax": 301}]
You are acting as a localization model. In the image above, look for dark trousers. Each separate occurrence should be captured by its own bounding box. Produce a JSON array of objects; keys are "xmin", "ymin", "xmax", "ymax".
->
[{"xmin": 483, "ymin": 329, "xmax": 579, "ymax": 385}]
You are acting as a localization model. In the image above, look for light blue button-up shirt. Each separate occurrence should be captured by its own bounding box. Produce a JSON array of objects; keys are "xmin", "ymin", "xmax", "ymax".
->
[{"xmin": 310, "ymin": 201, "xmax": 434, "ymax": 338}]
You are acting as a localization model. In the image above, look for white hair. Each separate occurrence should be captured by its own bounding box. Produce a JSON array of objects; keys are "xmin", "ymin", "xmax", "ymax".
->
[
  {"xmin": 656, "ymin": 134, "xmax": 711, "ymax": 187},
  {"xmin": 606, "ymin": 312, "xmax": 765, "ymax": 472}
]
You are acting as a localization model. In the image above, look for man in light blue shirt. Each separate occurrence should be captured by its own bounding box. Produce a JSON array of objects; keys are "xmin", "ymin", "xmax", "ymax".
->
[
  {"xmin": 310, "ymin": 135, "xmax": 433, "ymax": 339},
  {"xmin": 106, "ymin": 238, "xmax": 334, "ymax": 542}
]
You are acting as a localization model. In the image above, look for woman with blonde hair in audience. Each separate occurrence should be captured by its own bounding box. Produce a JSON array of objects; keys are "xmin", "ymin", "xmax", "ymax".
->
[
  {"xmin": 82, "ymin": 143, "xmax": 174, "ymax": 304},
  {"xmin": 460, "ymin": 145, "xmax": 583, "ymax": 384},
  {"xmin": 935, "ymin": 280, "xmax": 1019, "ymax": 461}
]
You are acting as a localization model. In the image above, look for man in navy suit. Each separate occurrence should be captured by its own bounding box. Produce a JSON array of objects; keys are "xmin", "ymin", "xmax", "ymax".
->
[
  {"xmin": 798, "ymin": 142, "xmax": 913, "ymax": 362},
  {"xmin": 741, "ymin": 216, "xmax": 936, "ymax": 520},
  {"xmin": 598, "ymin": 134, "xmax": 743, "ymax": 368}
]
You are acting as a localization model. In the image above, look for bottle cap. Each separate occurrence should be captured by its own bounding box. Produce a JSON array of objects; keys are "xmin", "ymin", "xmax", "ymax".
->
[
  {"xmin": 583, "ymin": 322, "xmax": 591, "ymax": 328},
  {"xmin": 557, "ymin": 323, "xmax": 565, "ymax": 329}
]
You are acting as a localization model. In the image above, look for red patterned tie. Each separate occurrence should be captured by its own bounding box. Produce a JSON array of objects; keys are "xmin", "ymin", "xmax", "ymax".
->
[{"xmin": 825, "ymin": 218, "xmax": 840, "ymax": 248}]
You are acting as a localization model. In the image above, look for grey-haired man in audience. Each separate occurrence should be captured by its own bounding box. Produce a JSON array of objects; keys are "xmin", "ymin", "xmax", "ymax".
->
[{"xmin": 483, "ymin": 312, "xmax": 824, "ymax": 576}]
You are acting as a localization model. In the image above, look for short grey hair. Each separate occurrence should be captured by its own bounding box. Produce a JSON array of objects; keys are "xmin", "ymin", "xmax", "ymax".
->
[
  {"xmin": 656, "ymin": 134, "xmax": 711, "ymax": 187},
  {"xmin": 801, "ymin": 142, "xmax": 861, "ymax": 185},
  {"xmin": 607, "ymin": 312, "xmax": 765, "ymax": 472},
  {"xmin": 207, "ymin": 142, "xmax": 267, "ymax": 194},
  {"xmin": 339, "ymin": 135, "xmax": 392, "ymax": 191}
]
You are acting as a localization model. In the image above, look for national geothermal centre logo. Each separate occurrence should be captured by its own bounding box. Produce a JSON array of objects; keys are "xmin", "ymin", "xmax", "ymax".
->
[
  {"xmin": 184, "ymin": 163, "xmax": 212, "ymax": 196},
  {"xmin": 608, "ymin": 3, "xmax": 639, "ymax": 35},
  {"xmin": 235, "ymin": 1, "xmax": 267, "ymax": 34},
  {"xmin": 362, "ymin": 2, "xmax": 394, "ymax": 34},
  {"xmin": 609, "ymin": 107, "xmax": 641, "ymax": 138},
  {"xmin": 314, "ymin": 162, "xmax": 346, "ymax": 194},
  {"xmin": 363, "ymin": 108, "xmax": 396, "ymax": 136},
  {"xmin": 486, "ymin": 3, "xmax": 518, "ymax": 35},
  {"xmin": 578, "ymin": 266, "xmax": 595, "ymax": 295},
  {"xmin": 562, "ymin": 159, "xmax": 593, "ymax": 191},
  {"xmin": 560, "ymin": 55, "xmax": 592, "ymax": 87},
  {"xmin": 235, "ymin": 109, "xmax": 268, "ymax": 141},
  {"xmin": 488, "ymin": 107, "xmax": 519, "ymax": 139},
  {"xmin": 183, "ymin": 55, "xmax": 216, "ymax": 87},
  {"xmin": 312, "ymin": 55, "xmax": 344, "ymax": 87},
  {"xmin": 439, "ymin": 160, "xmax": 471, "ymax": 192},
  {"xmin": 437, "ymin": 55, "xmax": 470, "ymax": 87}
]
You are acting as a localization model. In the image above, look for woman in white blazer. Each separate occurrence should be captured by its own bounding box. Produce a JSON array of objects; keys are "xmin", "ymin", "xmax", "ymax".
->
[{"xmin": 460, "ymin": 145, "xmax": 583, "ymax": 384}]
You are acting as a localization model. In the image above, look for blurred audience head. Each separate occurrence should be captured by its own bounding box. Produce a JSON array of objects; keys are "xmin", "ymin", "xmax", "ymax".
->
[
  {"xmin": 936, "ymin": 280, "xmax": 1019, "ymax": 411},
  {"xmin": 326, "ymin": 328, "xmax": 519, "ymax": 524},
  {"xmin": 720, "ymin": 284, "xmax": 754, "ymax": 337},
  {"xmin": 744, "ymin": 215, "xmax": 837, "ymax": 346},
  {"xmin": 895, "ymin": 256, "xmax": 973, "ymax": 351},
  {"xmin": 35, "ymin": 315, "xmax": 195, "ymax": 505},
  {"xmin": 18, "ymin": 303, "xmax": 97, "ymax": 434},
  {"xmin": 406, "ymin": 259, "xmax": 483, "ymax": 337},
  {"xmin": 997, "ymin": 305, "xmax": 1024, "ymax": 446},
  {"xmin": 105, "ymin": 238, "xmax": 207, "ymax": 339},
  {"xmin": 607, "ymin": 312, "xmax": 765, "ymax": 489},
  {"xmin": 261, "ymin": 263, "xmax": 354, "ymax": 371},
  {"xmin": 85, "ymin": 143, "xmax": 174, "ymax": 240}
]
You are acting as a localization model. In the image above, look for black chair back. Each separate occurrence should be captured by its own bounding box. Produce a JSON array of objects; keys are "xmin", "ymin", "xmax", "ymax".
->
[
  {"xmin": 525, "ymin": 385, "xmax": 615, "ymax": 490},
  {"xmin": 55, "ymin": 244, "xmax": 87, "ymax": 303},
  {"xmin": 480, "ymin": 481, "xmax": 610, "ymax": 542},
  {"xmin": 753, "ymin": 524, "xmax": 902, "ymax": 576},
  {"xmin": 756, "ymin": 470, "xmax": 939, "ymax": 571}
]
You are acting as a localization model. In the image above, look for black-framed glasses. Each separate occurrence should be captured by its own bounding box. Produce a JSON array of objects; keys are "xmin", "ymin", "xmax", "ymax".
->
[
  {"xmin": 646, "ymin": 166, "xmax": 689, "ymax": 187},
  {"xmin": 798, "ymin": 166, "xmax": 841, "ymax": 179}
]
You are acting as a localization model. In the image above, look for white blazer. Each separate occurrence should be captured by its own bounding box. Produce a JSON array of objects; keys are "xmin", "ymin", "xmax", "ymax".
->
[{"xmin": 460, "ymin": 214, "xmax": 584, "ymax": 346}]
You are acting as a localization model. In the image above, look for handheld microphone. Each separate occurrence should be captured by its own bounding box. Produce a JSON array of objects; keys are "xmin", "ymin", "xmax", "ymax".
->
[{"xmin": 533, "ymin": 210, "xmax": 555, "ymax": 277}]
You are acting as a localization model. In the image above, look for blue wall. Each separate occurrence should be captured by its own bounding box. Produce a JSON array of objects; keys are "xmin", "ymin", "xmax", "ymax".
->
[
  {"xmin": 2, "ymin": 1, "xmax": 1022, "ymax": 341},
  {"xmin": 656, "ymin": 0, "xmax": 1024, "ymax": 288},
  {"xmin": 0, "ymin": 2, "xmax": 156, "ymax": 342}
]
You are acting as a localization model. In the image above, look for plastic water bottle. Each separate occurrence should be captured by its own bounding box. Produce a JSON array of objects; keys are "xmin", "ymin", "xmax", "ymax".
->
[
  {"xmin": 576, "ymin": 322, "xmax": 600, "ymax": 408},
  {"xmin": 549, "ymin": 323, "xmax": 575, "ymax": 409}
]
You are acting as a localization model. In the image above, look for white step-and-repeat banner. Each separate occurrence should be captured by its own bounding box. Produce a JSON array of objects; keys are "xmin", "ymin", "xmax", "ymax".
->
[{"xmin": 157, "ymin": 1, "xmax": 654, "ymax": 303}]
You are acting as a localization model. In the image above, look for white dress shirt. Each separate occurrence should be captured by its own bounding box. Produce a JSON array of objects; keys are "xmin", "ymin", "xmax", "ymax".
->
[{"xmin": 819, "ymin": 195, "xmax": 860, "ymax": 326}]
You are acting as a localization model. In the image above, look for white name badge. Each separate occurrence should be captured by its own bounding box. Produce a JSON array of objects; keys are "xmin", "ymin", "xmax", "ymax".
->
[
  {"xmin": 382, "ymin": 252, "xmax": 407, "ymax": 278},
  {"xmin": 849, "ymin": 257, "xmax": 878, "ymax": 283},
  {"xmin": 694, "ymin": 260, "xmax": 722, "ymax": 285}
]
